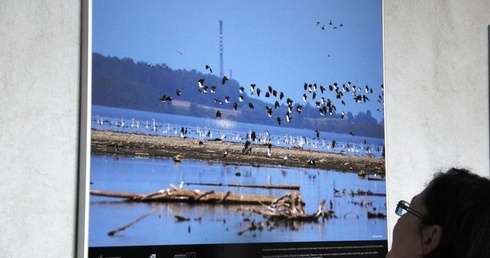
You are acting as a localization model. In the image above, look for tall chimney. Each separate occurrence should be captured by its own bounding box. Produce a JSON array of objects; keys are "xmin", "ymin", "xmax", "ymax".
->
[{"xmin": 219, "ymin": 20, "xmax": 224, "ymax": 78}]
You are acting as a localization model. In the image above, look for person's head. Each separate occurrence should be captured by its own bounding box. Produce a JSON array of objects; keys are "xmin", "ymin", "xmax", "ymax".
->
[{"xmin": 387, "ymin": 167, "xmax": 490, "ymax": 258}]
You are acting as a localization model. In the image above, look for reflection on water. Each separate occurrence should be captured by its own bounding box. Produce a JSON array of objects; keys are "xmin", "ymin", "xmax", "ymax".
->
[{"xmin": 89, "ymin": 155, "xmax": 387, "ymax": 247}]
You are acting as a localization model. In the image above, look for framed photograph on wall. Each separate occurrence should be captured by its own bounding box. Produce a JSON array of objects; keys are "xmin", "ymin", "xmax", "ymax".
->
[{"xmin": 78, "ymin": 1, "xmax": 387, "ymax": 257}]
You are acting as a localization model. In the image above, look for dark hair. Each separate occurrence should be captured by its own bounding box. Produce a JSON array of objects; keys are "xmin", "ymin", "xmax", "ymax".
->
[{"xmin": 422, "ymin": 168, "xmax": 490, "ymax": 258}]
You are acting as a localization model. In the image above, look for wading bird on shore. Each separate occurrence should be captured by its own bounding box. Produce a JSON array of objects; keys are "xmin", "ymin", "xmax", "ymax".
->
[{"xmin": 173, "ymin": 155, "xmax": 182, "ymax": 163}]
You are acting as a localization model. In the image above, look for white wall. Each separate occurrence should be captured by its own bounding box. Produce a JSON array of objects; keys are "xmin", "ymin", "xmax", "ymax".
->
[
  {"xmin": 383, "ymin": 0, "xmax": 490, "ymax": 243},
  {"xmin": 0, "ymin": 0, "xmax": 488, "ymax": 257}
]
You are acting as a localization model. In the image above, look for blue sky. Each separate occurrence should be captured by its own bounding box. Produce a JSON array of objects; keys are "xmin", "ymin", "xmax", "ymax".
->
[{"xmin": 92, "ymin": 0, "xmax": 384, "ymax": 122}]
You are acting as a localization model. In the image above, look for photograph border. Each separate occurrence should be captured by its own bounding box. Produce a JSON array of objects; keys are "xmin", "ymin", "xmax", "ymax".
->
[{"xmin": 77, "ymin": 1, "xmax": 388, "ymax": 257}]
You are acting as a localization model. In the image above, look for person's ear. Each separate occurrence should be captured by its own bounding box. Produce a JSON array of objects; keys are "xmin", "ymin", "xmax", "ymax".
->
[{"xmin": 417, "ymin": 225, "xmax": 443, "ymax": 256}]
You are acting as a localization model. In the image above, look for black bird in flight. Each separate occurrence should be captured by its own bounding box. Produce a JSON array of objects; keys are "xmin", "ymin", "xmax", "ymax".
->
[
  {"xmin": 296, "ymin": 105, "xmax": 303, "ymax": 114},
  {"xmin": 266, "ymin": 106, "xmax": 273, "ymax": 117},
  {"xmin": 274, "ymin": 100, "xmax": 280, "ymax": 109},
  {"xmin": 268, "ymin": 85, "xmax": 273, "ymax": 93},
  {"xmin": 221, "ymin": 76, "xmax": 228, "ymax": 85},
  {"xmin": 250, "ymin": 84, "xmax": 256, "ymax": 95},
  {"xmin": 320, "ymin": 85, "xmax": 326, "ymax": 94},
  {"xmin": 216, "ymin": 110, "xmax": 222, "ymax": 118},
  {"xmin": 198, "ymin": 78, "xmax": 205, "ymax": 88},
  {"xmin": 159, "ymin": 94, "xmax": 172, "ymax": 102},
  {"xmin": 205, "ymin": 65, "xmax": 213, "ymax": 73}
]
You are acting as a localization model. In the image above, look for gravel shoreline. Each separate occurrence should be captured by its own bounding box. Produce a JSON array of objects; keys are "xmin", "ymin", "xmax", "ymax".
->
[{"xmin": 90, "ymin": 129, "xmax": 385, "ymax": 174}]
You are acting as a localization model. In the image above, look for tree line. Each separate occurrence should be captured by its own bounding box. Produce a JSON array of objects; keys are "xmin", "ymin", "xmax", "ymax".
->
[{"xmin": 92, "ymin": 53, "xmax": 384, "ymax": 138}]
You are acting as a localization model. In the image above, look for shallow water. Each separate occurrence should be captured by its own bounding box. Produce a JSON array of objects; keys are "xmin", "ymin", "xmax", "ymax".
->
[
  {"xmin": 89, "ymin": 155, "xmax": 387, "ymax": 247},
  {"xmin": 91, "ymin": 105, "xmax": 385, "ymax": 158}
]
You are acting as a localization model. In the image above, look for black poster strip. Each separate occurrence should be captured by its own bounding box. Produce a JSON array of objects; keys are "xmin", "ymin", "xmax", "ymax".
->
[{"xmin": 89, "ymin": 240, "xmax": 387, "ymax": 258}]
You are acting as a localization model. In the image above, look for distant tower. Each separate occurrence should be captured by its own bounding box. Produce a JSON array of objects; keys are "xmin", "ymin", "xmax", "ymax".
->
[{"xmin": 219, "ymin": 20, "xmax": 224, "ymax": 78}]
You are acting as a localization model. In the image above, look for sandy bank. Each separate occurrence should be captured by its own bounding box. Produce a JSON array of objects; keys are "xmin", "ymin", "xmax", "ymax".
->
[{"xmin": 90, "ymin": 129, "xmax": 385, "ymax": 174}]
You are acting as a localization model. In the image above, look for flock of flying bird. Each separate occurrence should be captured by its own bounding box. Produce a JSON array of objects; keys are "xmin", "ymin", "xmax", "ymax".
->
[
  {"xmin": 153, "ymin": 19, "xmax": 383, "ymax": 139},
  {"xmin": 316, "ymin": 19, "xmax": 344, "ymax": 31},
  {"xmin": 157, "ymin": 63, "xmax": 383, "ymax": 132}
]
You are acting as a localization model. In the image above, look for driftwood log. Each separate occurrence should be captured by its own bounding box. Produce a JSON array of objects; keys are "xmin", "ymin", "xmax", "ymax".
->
[
  {"xmin": 237, "ymin": 191, "xmax": 334, "ymax": 235},
  {"xmin": 185, "ymin": 182, "xmax": 300, "ymax": 190},
  {"xmin": 90, "ymin": 185, "xmax": 278, "ymax": 205},
  {"xmin": 249, "ymin": 191, "xmax": 332, "ymax": 222}
]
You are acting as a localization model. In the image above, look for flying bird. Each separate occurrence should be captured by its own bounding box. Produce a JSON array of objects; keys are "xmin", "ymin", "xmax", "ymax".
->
[
  {"xmin": 274, "ymin": 100, "xmax": 280, "ymax": 109},
  {"xmin": 159, "ymin": 94, "xmax": 172, "ymax": 102},
  {"xmin": 266, "ymin": 106, "xmax": 273, "ymax": 117},
  {"xmin": 296, "ymin": 105, "xmax": 303, "ymax": 114},
  {"xmin": 205, "ymin": 65, "xmax": 213, "ymax": 73},
  {"xmin": 221, "ymin": 76, "xmax": 228, "ymax": 85},
  {"xmin": 250, "ymin": 84, "xmax": 256, "ymax": 95},
  {"xmin": 198, "ymin": 78, "xmax": 205, "ymax": 88},
  {"xmin": 320, "ymin": 85, "xmax": 326, "ymax": 94}
]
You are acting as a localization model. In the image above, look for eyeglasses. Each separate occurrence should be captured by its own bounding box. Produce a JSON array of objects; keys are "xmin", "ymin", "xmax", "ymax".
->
[{"xmin": 395, "ymin": 200, "xmax": 427, "ymax": 220}]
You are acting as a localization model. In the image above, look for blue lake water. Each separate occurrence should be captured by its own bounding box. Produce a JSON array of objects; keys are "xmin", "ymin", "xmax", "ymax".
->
[{"xmin": 88, "ymin": 105, "xmax": 387, "ymax": 247}]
